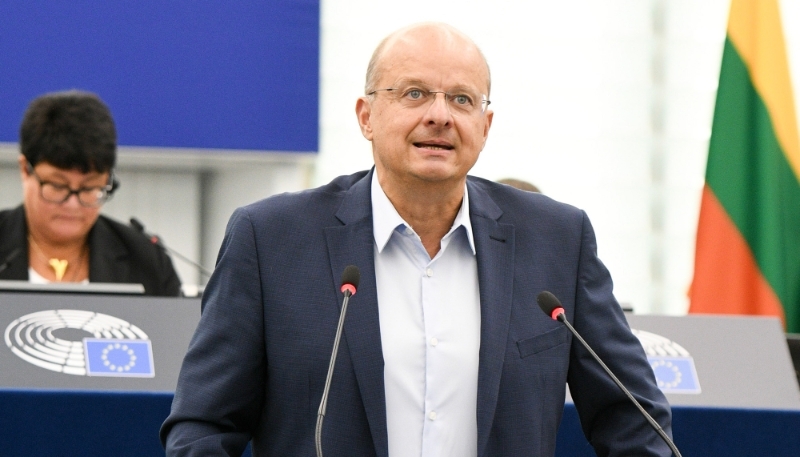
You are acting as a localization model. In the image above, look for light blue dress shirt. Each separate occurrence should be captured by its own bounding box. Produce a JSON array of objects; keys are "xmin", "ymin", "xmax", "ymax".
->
[{"xmin": 371, "ymin": 172, "xmax": 481, "ymax": 457}]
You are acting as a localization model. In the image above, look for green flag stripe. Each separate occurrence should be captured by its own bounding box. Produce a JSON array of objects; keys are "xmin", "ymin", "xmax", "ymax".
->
[{"xmin": 706, "ymin": 38, "xmax": 800, "ymax": 331}]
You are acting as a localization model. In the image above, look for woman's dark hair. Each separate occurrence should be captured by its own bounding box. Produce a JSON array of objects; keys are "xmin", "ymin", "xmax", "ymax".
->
[{"xmin": 20, "ymin": 90, "xmax": 117, "ymax": 173}]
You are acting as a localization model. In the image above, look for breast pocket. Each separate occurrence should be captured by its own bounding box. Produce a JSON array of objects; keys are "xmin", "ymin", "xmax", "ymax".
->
[{"xmin": 516, "ymin": 326, "xmax": 570, "ymax": 359}]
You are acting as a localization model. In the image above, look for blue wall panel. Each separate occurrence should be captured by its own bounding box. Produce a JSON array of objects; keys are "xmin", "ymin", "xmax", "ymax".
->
[{"xmin": 0, "ymin": 1, "xmax": 319, "ymax": 152}]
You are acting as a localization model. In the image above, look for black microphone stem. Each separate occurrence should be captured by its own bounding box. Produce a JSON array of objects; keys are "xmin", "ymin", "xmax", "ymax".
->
[
  {"xmin": 0, "ymin": 248, "xmax": 21, "ymax": 274},
  {"xmin": 159, "ymin": 244, "xmax": 213, "ymax": 278},
  {"xmin": 315, "ymin": 289, "xmax": 352, "ymax": 457},
  {"xmin": 129, "ymin": 217, "xmax": 213, "ymax": 279},
  {"xmin": 557, "ymin": 314, "xmax": 682, "ymax": 457}
]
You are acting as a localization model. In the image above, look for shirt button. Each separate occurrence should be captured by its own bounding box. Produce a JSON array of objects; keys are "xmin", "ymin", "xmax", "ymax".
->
[
  {"xmin": 425, "ymin": 268, "xmax": 434, "ymax": 277},
  {"xmin": 405, "ymin": 227, "xmax": 414, "ymax": 235},
  {"xmin": 431, "ymin": 337, "xmax": 438, "ymax": 347},
  {"xmin": 429, "ymin": 411, "xmax": 437, "ymax": 420}
]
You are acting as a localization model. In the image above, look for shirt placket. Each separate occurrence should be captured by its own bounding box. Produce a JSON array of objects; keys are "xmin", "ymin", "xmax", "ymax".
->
[{"xmin": 420, "ymin": 231, "xmax": 457, "ymax": 455}]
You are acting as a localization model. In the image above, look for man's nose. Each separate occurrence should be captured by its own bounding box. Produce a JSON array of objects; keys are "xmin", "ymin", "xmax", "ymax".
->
[{"xmin": 424, "ymin": 92, "xmax": 453, "ymax": 125}]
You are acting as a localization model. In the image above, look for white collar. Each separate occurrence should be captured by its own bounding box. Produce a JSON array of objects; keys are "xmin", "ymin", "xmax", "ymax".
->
[{"xmin": 371, "ymin": 170, "xmax": 476, "ymax": 254}]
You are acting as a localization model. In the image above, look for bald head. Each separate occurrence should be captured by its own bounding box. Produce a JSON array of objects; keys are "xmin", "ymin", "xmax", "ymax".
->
[{"xmin": 365, "ymin": 23, "xmax": 491, "ymax": 95}]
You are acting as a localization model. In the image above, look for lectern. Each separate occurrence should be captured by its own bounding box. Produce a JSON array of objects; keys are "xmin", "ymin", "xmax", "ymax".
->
[
  {"xmin": 0, "ymin": 291, "xmax": 200, "ymax": 456},
  {"xmin": 558, "ymin": 313, "xmax": 800, "ymax": 456}
]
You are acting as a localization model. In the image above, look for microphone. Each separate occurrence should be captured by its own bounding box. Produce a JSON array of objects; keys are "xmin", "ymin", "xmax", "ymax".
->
[
  {"xmin": 316, "ymin": 265, "xmax": 360, "ymax": 457},
  {"xmin": 0, "ymin": 248, "xmax": 21, "ymax": 274},
  {"xmin": 536, "ymin": 291, "xmax": 682, "ymax": 457},
  {"xmin": 129, "ymin": 217, "xmax": 213, "ymax": 279}
]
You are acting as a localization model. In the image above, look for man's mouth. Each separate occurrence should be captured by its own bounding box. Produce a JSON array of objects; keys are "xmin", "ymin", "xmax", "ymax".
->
[{"xmin": 414, "ymin": 142, "xmax": 454, "ymax": 151}]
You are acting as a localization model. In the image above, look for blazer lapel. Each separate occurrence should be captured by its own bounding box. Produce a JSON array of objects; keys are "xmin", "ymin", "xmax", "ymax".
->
[
  {"xmin": 323, "ymin": 170, "xmax": 388, "ymax": 456},
  {"xmin": 467, "ymin": 180, "xmax": 516, "ymax": 456},
  {"xmin": 0, "ymin": 206, "xmax": 31, "ymax": 280},
  {"xmin": 88, "ymin": 218, "xmax": 130, "ymax": 283}
]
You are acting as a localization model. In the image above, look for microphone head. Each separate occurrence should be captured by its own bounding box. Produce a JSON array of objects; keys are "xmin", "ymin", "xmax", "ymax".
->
[
  {"xmin": 129, "ymin": 217, "xmax": 145, "ymax": 232},
  {"xmin": 340, "ymin": 265, "xmax": 360, "ymax": 295},
  {"xmin": 537, "ymin": 291, "xmax": 565, "ymax": 320}
]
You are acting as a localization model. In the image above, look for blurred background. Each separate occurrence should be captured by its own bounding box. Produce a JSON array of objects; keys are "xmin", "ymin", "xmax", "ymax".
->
[{"xmin": 1, "ymin": 0, "xmax": 798, "ymax": 315}]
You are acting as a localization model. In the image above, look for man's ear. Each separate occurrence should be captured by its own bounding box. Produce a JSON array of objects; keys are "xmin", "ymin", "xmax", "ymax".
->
[
  {"xmin": 482, "ymin": 110, "xmax": 494, "ymax": 144},
  {"xmin": 356, "ymin": 97, "xmax": 374, "ymax": 141}
]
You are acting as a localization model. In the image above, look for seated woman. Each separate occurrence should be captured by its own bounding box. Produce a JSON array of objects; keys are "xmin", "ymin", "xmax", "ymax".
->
[{"xmin": 0, "ymin": 90, "xmax": 181, "ymax": 296}]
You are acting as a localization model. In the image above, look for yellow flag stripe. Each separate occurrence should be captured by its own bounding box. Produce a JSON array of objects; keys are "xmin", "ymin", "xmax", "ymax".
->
[{"xmin": 727, "ymin": 0, "xmax": 800, "ymax": 181}]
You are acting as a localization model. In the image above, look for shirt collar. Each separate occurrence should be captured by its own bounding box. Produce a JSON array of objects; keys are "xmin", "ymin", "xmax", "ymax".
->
[{"xmin": 371, "ymin": 170, "xmax": 476, "ymax": 254}]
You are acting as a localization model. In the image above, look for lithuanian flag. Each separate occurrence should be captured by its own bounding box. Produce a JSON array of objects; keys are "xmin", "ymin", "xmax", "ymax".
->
[{"xmin": 689, "ymin": 0, "xmax": 800, "ymax": 331}]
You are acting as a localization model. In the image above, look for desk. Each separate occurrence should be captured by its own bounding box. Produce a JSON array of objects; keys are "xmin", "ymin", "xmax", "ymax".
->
[
  {"xmin": 557, "ymin": 403, "xmax": 800, "ymax": 456},
  {"xmin": 0, "ymin": 390, "xmax": 172, "ymax": 456},
  {"xmin": 1, "ymin": 391, "xmax": 798, "ymax": 456},
  {"xmin": 2, "ymin": 294, "xmax": 797, "ymax": 455},
  {"xmin": 0, "ymin": 293, "xmax": 198, "ymax": 456}
]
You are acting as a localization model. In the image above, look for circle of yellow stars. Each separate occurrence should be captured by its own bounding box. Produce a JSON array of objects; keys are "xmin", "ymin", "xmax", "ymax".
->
[{"xmin": 100, "ymin": 343, "xmax": 137, "ymax": 372}]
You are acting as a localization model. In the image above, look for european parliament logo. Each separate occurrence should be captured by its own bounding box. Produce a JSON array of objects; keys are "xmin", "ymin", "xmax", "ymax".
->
[
  {"xmin": 84, "ymin": 339, "xmax": 155, "ymax": 377},
  {"xmin": 4, "ymin": 309, "xmax": 155, "ymax": 377},
  {"xmin": 632, "ymin": 329, "xmax": 701, "ymax": 394}
]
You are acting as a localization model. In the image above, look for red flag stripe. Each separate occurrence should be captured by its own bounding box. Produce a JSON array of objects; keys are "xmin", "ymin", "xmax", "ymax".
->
[{"xmin": 689, "ymin": 185, "xmax": 784, "ymax": 322}]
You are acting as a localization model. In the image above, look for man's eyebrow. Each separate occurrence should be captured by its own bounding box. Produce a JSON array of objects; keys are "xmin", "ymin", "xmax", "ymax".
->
[
  {"xmin": 447, "ymin": 84, "xmax": 481, "ymax": 94},
  {"xmin": 390, "ymin": 78, "xmax": 428, "ymax": 87},
  {"xmin": 391, "ymin": 79, "xmax": 481, "ymax": 93}
]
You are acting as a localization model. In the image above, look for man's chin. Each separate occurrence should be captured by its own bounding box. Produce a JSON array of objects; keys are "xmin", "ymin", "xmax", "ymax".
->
[{"xmin": 410, "ymin": 164, "xmax": 466, "ymax": 183}]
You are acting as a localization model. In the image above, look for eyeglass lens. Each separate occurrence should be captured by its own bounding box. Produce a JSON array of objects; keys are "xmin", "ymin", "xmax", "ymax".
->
[
  {"xmin": 39, "ymin": 183, "xmax": 107, "ymax": 207},
  {"xmin": 373, "ymin": 85, "xmax": 490, "ymax": 114}
]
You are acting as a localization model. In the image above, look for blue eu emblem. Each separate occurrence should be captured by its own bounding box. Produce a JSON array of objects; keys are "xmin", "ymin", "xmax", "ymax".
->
[
  {"xmin": 84, "ymin": 339, "xmax": 155, "ymax": 377},
  {"xmin": 647, "ymin": 356, "xmax": 701, "ymax": 393},
  {"xmin": 632, "ymin": 329, "xmax": 701, "ymax": 394}
]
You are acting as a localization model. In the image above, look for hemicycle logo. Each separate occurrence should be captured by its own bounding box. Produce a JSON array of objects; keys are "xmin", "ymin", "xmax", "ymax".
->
[
  {"xmin": 4, "ymin": 309, "xmax": 154, "ymax": 377},
  {"xmin": 632, "ymin": 328, "xmax": 701, "ymax": 394}
]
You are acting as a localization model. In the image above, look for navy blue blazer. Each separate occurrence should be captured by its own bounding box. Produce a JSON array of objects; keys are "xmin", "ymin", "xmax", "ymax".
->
[{"xmin": 161, "ymin": 170, "xmax": 672, "ymax": 456}]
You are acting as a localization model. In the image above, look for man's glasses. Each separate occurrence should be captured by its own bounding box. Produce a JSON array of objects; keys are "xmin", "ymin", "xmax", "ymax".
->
[
  {"xmin": 367, "ymin": 84, "xmax": 491, "ymax": 116},
  {"xmin": 26, "ymin": 162, "xmax": 118, "ymax": 208}
]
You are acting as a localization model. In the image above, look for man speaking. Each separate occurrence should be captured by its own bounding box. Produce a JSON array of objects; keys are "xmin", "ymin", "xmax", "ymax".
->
[{"xmin": 161, "ymin": 23, "xmax": 673, "ymax": 456}]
